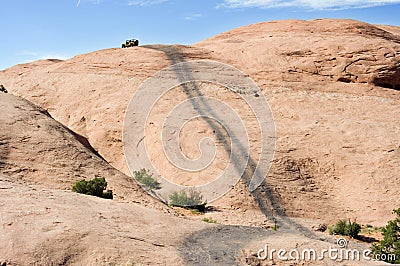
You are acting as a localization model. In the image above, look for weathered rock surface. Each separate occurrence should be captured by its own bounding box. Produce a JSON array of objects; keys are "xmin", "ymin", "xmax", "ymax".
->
[
  {"xmin": 0, "ymin": 19, "xmax": 399, "ymax": 265},
  {"xmin": 0, "ymin": 94, "xmax": 379, "ymax": 266},
  {"xmin": 198, "ymin": 19, "xmax": 400, "ymax": 90},
  {"xmin": 0, "ymin": 93, "xmax": 166, "ymax": 210}
]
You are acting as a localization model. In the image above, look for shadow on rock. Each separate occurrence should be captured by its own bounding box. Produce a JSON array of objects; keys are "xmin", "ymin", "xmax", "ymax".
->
[{"xmin": 179, "ymin": 225, "xmax": 274, "ymax": 265}]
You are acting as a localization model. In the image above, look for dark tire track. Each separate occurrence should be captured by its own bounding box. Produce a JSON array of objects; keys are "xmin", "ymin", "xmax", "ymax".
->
[{"xmin": 143, "ymin": 45, "xmax": 322, "ymax": 264}]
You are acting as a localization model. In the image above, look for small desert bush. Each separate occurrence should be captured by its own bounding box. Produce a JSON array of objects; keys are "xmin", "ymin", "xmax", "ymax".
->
[
  {"xmin": 329, "ymin": 220, "xmax": 347, "ymax": 235},
  {"xmin": 361, "ymin": 224, "xmax": 380, "ymax": 235},
  {"xmin": 0, "ymin": 84, "xmax": 7, "ymax": 93},
  {"xmin": 133, "ymin": 168, "xmax": 161, "ymax": 190},
  {"xmin": 371, "ymin": 208, "xmax": 400, "ymax": 264},
  {"xmin": 72, "ymin": 177, "xmax": 113, "ymax": 199},
  {"xmin": 329, "ymin": 219, "xmax": 361, "ymax": 238},
  {"xmin": 169, "ymin": 189, "xmax": 205, "ymax": 209},
  {"xmin": 202, "ymin": 217, "xmax": 217, "ymax": 224},
  {"xmin": 346, "ymin": 220, "xmax": 362, "ymax": 238}
]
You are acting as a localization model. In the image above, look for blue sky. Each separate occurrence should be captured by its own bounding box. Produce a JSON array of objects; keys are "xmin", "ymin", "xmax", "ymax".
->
[{"xmin": 1, "ymin": 0, "xmax": 400, "ymax": 70}]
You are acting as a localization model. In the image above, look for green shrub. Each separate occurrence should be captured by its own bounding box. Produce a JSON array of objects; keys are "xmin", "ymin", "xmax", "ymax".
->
[
  {"xmin": 371, "ymin": 208, "xmax": 400, "ymax": 264},
  {"xmin": 361, "ymin": 224, "xmax": 381, "ymax": 235},
  {"xmin": 346, "ymin": 220, "xmax": 362, "ymax": 238},
  {"xmin": 102, "ymin": 190, "xmax": 113, "ymax": 199},
  {"xmin": 329, "ymin": 220, "xmax": 347, "ymax": 235},
  {"xmin": 0, "ymin": 84, "xmax": 7, "ymax": 93},
  {"xmin": 133, "ymin": 168, "xmax": 161, "ymax": 190},
  {"xmin": 72, "ymin": 177, "xmax": 113, "ymax": 199},
  {"xmin": 202, "ymin": 217, "xmax": 218, "ymax": 224},
  {"xmin": 329, "ymin": 219, "xmax": 361, "ymax": 238},
  {"xmin": 169, "ymin": 189, "xmax": 204, "ymax": 208}
]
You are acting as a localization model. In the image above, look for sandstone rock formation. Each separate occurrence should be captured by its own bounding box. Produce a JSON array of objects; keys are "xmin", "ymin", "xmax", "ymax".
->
[
  {"xmin": 198, "ymin": 19, "xmax": 400, "ymax": 90},
  {"xmin": 0, "ymin": 19, "xmax": 399, "ymax": 265},
  {"xmin": 0, "ymin": 93, "xmax": 166, "ymax": 209}
]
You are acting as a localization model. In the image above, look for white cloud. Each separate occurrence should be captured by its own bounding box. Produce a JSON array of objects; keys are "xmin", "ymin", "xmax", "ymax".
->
[
  {"xmin": 127, "ymin": 0, "xmax": 168, "ymax": 6},
  {"xmin": 219, "ymin": 0, "xmax": 400, "ymax": 10},
  {"xmin": 17, "ymin": 51, "xmax": 39, "ymax": 56},
  {"xmin": 18, "ymin": 51, "xmax": 70, "ymax": 64},
  {"xmin": 184, "ymin": 13, "xmax": 202, "ymax": 20},
  {"xmin": 76, "ymin": 0, "xmax": 102, "ymax": 7},
  {"xmin": 37, "ymin": 53, "xmax": 70, "ymax": 60}
]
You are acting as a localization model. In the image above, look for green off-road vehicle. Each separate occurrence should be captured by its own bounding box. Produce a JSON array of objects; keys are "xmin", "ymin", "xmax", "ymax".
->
[{"xmin": 122, "ymin": 39, "xmax": 139, "ymax": 48}]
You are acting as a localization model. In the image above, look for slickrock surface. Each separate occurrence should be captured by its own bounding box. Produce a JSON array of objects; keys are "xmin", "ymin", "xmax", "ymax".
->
[{"xmin": 0, "ymin": 19, "xmax": 399, "ymax": 265}]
